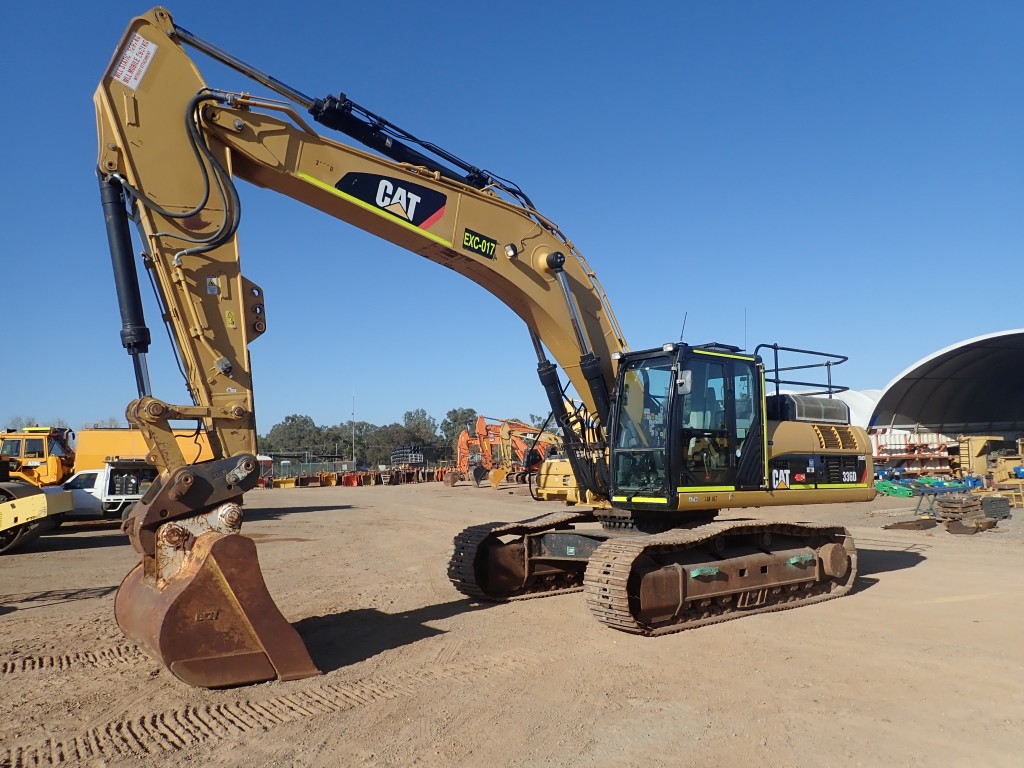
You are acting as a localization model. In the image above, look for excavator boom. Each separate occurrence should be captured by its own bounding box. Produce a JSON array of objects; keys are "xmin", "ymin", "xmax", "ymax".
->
[{"xmin": 96, "ymin": 7, "xmax": 626, "ymax": 687}]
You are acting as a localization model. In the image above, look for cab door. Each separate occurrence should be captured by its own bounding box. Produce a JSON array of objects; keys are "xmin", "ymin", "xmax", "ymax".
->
[
  {"xmin": 63, "ymin": 471, "xmax": 102, "ymax": 514},
  {"xmin": 675, "ymin": 352, "xmax": 764, "ymax": 493}
]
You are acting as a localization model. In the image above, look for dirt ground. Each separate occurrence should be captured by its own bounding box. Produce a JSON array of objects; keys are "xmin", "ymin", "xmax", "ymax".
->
[{"xmin": 2, "ymin": 483, "xmax": 1022, "ymax": 768}]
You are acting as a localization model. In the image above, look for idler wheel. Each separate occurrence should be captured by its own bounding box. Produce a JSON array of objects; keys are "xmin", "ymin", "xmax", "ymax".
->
[{"xmin": 818, "ymin": 542, "xmax": 850, "ymax": 579}]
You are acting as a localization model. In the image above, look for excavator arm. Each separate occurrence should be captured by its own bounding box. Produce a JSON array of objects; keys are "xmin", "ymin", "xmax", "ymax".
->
[{"xmin": 95, "ymin": 7, "xmax": 626, "ymax": 687}]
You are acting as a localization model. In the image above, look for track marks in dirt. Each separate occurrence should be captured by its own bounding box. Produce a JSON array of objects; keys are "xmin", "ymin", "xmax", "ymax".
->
[
  {"xmin": 1, "ymin": 651, "xmax": 542, "ymax": 767},
  {"xmin": 0, "ymin": 644, "xmax": 144, "ymax": 675}
]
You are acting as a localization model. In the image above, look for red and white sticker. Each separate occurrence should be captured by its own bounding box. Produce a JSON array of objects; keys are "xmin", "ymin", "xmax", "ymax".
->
[{"xmin": 111, "ymin": 32, "xmax": 157, "ymax": 90}]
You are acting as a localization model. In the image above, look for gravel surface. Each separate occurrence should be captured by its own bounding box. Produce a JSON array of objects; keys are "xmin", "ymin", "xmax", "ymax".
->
[{"xmin": 2, "ymin": 484, "xmax": 1022, "ymax": 767}]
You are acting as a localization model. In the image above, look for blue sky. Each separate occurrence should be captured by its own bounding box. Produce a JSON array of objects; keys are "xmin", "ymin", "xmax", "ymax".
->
[{"xmin": 2, "ymin": 1, "xmax": 1020, "ymax": 433}]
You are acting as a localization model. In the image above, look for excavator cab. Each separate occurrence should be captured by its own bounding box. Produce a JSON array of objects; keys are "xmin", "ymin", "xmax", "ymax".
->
[
  {"xmin": 609, "ymin": 343, "xmax": 767, "ymax": 511},
  {"xmin": 0, "ymin": 426, "xmax": 76, "ymax": 487}
]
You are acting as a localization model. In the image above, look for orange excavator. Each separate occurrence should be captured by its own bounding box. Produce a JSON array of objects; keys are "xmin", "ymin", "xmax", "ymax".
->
[
  {"xmin": 446, "ymin": 416, "xmax": 495, "ymax": 487},
  {"xmin": 95, "ymin": 8, "xmax": 874, "ymax": 689}
]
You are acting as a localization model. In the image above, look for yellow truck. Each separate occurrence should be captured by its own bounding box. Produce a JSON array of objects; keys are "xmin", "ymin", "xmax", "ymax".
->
[{"xmin": 73, "ymin": 428, "xmax": 214, "ymax": 471}]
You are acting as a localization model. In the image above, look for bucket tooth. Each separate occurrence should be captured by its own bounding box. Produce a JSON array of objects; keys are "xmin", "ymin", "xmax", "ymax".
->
[{"xmin": 115, "ymin": 531, "xmax": 320, "ymax": 688}]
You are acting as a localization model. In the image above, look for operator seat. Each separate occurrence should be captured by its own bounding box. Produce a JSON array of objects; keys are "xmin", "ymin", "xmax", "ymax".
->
[{"xmin": 704, "ymin": 388, "xmax": 724, "ymax": 432}]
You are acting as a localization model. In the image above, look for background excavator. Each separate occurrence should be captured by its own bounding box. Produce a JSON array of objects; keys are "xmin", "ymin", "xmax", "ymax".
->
[
  {"xmin": 446, "ymin": 416, "xmax": 498, "ymax": 487},
  {"xmin": 95, "ymin": 7, "xmax": 874, "ymax": 689},
  {"xmin": 488, "ymin": 419, "xmax": 562, "ymax": 488}
]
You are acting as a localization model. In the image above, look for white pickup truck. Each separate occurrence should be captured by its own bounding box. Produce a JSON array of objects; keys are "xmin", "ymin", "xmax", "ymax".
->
[{"xmin": 60, "ymin": 460, "xmax": 157, "ymax": 520}]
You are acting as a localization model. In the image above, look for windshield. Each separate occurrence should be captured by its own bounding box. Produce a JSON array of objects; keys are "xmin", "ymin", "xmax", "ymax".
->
[{"xmin": 612, "ymin": 356, "xmax": 672, "ymax": 495}]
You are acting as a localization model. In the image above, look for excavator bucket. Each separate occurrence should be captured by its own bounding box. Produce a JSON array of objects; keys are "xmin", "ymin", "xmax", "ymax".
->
[
  {"xmin": 489, "ymin": 468, "xmax": 508, "ymax": 489},
  {"xmin": 115, "ymin": 532, "xmax": 320, "ymax": 688}
]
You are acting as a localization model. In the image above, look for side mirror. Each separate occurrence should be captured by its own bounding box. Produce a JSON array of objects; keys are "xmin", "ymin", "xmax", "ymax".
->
[{"xmin": 676, "ymin": 369, "xmax": 692, "ymax": 396}]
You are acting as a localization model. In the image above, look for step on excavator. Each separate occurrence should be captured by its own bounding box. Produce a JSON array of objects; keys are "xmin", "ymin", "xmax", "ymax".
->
[{"xmin": 95, "ymin": 8, "xmax": 874, "ymax": 688}]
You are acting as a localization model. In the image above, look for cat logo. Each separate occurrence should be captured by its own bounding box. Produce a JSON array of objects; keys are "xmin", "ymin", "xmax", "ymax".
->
[
  {"xmin": 375, "ymin": 179, "xmax": 421, "ymax": 221},
  {"xmin": 771, "ymin": 468, "xmax": 791, "ymax": 490},
  {"xmin": 335, "ymin": 173, "xmax": 447, "ymax": 229}
]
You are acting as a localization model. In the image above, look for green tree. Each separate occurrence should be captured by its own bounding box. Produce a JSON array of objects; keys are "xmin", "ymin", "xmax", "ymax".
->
[
  {"xmin": 529, "ymin": 412, "xmax": 561, "ymax": 435},
  {"xmin": 439, "ymin": 407, "xmax": 477, "ymax": 459},
  {"xmin": 403, "ymin": 409, "xmax": 438, "ymax": 444},
  {"xmin": 363, "ymin": 423, "xmax": 410, "ymax": 467},
  {"xmin": 259, "ymin": 414, "xmax": 323, "ymax": 453}
]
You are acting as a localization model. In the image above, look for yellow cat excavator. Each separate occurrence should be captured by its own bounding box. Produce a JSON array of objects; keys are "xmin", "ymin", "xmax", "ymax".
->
[
  {"xmin": 95, "ymin": 8, "xmax": 875, "ymax": 689},
  {"xmin": 488, "ymin": 419, "xmax": 562, "ymax": 488}
]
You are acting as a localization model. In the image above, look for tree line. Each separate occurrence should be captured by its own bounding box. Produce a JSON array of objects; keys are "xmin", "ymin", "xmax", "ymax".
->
[
  {"xmin": 257, "ymin": 407, "xmax": 479, "ymax": 468},
  {"xmin": 3, "ymin": 416, "xmax": 124, "ymax": 431},
  {"xmin": 5, "ymin": 408, "xmax": 554, "ymax": 470}
]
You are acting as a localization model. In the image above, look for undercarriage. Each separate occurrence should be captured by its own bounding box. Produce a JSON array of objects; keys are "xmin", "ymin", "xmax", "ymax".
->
[{"xmin": 448, "ymin": 512, "xmax": 857, "ymax": 633}]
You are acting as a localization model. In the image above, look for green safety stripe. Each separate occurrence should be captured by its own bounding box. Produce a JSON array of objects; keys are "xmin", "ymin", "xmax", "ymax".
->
[
  {"xmin": 296, "ymin": 172, "xmax": 453, "ymax": 247},
  {"xmin": 676, "ymin": 486, "xmax": 733, "ymax": 492},
  {"xmin": 611, "ymin": 496, "xmax": 669, "ymax": 503}
]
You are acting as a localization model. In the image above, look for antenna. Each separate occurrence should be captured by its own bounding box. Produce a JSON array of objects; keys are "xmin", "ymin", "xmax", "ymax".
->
[
  {"xmin": 744, "ymin": 307, "xmax": 747, "ymax": 352},
  {"xmin": 678, "ymin": 312, "xmax": 688, "ymax": 343}
]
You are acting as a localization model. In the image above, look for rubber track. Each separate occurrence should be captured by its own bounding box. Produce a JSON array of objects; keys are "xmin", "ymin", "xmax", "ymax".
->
[
  {"xmin": 448, "ymin": 511, "xmax": 594, "ymax": 601},
  {"xmin": 0, "ymin": 652, "xmax": 541, "ymax": 767},
  {"xmin": 584, "ymin": 520, "xmax": 857, "ymax": 636}
]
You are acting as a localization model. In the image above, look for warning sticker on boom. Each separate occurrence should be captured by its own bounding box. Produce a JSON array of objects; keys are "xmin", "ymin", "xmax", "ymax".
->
[{"xmin": 111, "ymin": 33, "xmax": 157, "ymax": 91}]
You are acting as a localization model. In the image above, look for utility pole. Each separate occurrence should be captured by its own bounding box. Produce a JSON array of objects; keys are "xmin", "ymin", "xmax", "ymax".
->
[{"xmin": 351, "ymin": 391, "xmax": 356, "ymax": 466}]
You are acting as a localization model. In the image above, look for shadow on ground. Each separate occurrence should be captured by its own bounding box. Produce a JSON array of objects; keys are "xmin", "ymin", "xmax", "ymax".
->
[
  {"xmin": 295, "ymin": 598, "xmax": 493, "ymax": 672},
  {"xmin": 0, "ymin": 585, "xmax": 119, "ymax": 613},
  {"xmin": 21, "ymin": 522, "xmax": 130, "ymax": 553},
  {"xmin": 242, "ymin": 504, "xmax": 353, "ymax": 522},
  {"xmin": 849, "ymin": 546, "xmax": 927, "ymax": 595}
]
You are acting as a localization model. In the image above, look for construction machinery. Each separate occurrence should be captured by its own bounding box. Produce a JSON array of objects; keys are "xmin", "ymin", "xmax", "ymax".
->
[
  {"xmin": 489, "ymin": 419, "xmax": 562, "ymax": 488},
  {"xmin": 0, "ymin": 426, "xmax": 215, "ymax": 554},
  {"xmin": 447, "ymin": 416, "xmax": 498, "ymax": 486},
  {"xmin": 0, "ymin": 427, "xmax": 76, "ymax": 553},
  {"xmin": 95, "ymin": 8, "xmax": 874, "ymax": 689},
  {"xmin": 1, "ymin": 426, "xmax": 76, "ymax": 487},
  {"xmin": 952, "ymin": 435, "xmax": 1024, "ymax": 484}
]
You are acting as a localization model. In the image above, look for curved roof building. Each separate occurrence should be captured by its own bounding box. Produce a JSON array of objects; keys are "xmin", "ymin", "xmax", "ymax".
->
[{"xmin": 869, "ymin": 330, "xmax": 1024, "ymax": 436}]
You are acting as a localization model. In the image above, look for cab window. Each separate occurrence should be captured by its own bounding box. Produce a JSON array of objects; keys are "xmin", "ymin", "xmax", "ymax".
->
[
  {"xmin": 24, "ymin": 438, "xmax": 45, "ymax": 459},
  {"xmin": 65, "ymin": 473, "xmax": 98, "ymax": 490},
  {"xmin": 734, "ymin": 369, "xmax": 756, "ymax": 440},
  {"xmin": 612, "ymin": 355, "xmax": 673, "ymax": 494},
  {"xmin": 1, "ymin": 438, "xmax": 21, "ymax": 458}
]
